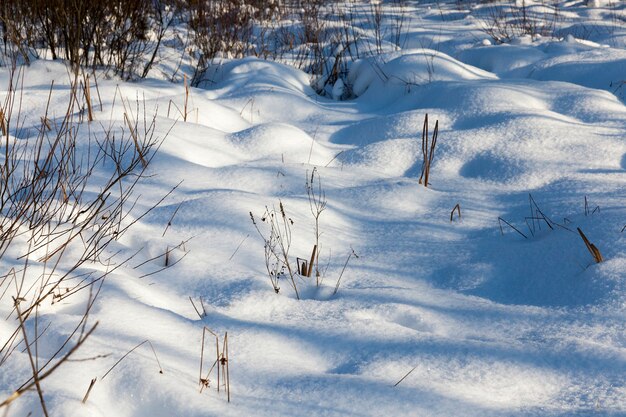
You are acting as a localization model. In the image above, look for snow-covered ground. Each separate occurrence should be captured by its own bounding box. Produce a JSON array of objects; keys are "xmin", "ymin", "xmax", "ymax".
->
[{"xmin": 2, "ymin": 1, "xmax": 626, "ymax": 416}]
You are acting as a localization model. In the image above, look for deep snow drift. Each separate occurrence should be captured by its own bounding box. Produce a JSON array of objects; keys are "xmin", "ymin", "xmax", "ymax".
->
[{"xmin": 1, "ymin": 1, "xmax": 626, "ymax": 416}]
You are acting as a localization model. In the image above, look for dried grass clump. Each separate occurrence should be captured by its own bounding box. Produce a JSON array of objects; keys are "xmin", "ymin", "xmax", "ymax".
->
[{"xmin": 199, "ymin": 327, "xmax": 230, "ymax": 402}]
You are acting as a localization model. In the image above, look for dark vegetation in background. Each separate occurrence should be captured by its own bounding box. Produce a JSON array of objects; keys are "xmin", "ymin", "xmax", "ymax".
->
[
  {"xmin": 0, "ymin": 0, "xmax": 409, "ymax": 94},
  {"xmin": 0, "ymin": 0, "xmax": 298, "ymax": 80}
]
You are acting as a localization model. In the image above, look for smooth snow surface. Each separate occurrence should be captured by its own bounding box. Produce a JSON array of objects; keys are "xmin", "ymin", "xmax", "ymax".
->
[{"xmin": 2, "ymin": 1, "xmax": 626, "ymax": 417}]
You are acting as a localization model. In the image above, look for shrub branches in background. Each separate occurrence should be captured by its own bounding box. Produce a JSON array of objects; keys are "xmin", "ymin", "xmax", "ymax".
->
[
  {"xmin": 479, "ymin": 0, "xmax": 560, "ymax": 44},
  {"xmin": 0, "ymin": 0, "xmax": 414, "ymax": 95},
  {"xmin": 0, "ymin": 0, "xmax": 179, "ymax": 78}
]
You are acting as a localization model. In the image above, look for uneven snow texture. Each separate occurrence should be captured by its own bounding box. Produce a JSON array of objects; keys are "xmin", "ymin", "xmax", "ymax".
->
[{"xmin": 2, "ymin": 1, "xmax": 626, "ymax": 416}]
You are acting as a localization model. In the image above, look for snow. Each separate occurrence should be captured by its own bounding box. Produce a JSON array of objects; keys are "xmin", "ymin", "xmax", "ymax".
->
[{"xmin": 2, "ymin": 1, "xmax": 626, "ymax": 416}]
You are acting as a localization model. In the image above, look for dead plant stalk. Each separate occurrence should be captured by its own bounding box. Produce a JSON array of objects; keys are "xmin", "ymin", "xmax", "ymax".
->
[{"xmin": 419, "ymin": 114, "xmax": 439, "ymax": 187}]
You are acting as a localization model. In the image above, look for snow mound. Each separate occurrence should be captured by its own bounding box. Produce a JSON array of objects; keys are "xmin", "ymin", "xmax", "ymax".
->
[
  {"xmin": 332, "ymin": 110, "xmax": 451, "ymax": 146},
  {"xmin": 338, "ymin": 139, "xmax": 421, "ymax": 177},
  {"xmin": 459, "ymin": 152, "xmax": 527, "ymax": 183},
  {"xmin": 228, "ymin": 122, "xmax": 334, "ymax": 165},
  {"xmin": 201, "ymin": 57, "xmax": 315, "ymax": 97},
  {"xmin": 460, "ymin": 38, "xmax": 626, "ymax": 98},
  {"xmin": 457, "ymin": 44, "xmax": 547, "ymax": 74},
  {"xmin": 348, "ymin": 49, "xmax": 497, "ymax": 99},
  {"xmin": 524, "ymin": 47, "xmax": 626, "ymax": 94}
]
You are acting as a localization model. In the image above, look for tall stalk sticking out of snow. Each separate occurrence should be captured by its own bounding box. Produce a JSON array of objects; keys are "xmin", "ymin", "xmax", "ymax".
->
[
  {"xmin": 333, "ymin": 247, "xmax": 358, "ymax": 296},
  {"xmin": 306, "ymin": 168, "xmax": 327, "ymax": 285},
  {"xmin": 250, "ymin": 202, "xmax": 300, "ymax": 299},
  {"xmin": 419, "ymin": 114, "xmax": 439, "ymax": 188}
]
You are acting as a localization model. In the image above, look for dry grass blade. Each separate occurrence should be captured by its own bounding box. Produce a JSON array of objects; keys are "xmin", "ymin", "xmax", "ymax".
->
[
  {"xmin": 228, "ymin": 234, "xmax": 249, "ymax": 261},
  {"xmin": 123, "ymin": 112, "xmax": 148, "ymax": 168},
  {"xmin": 425, "ymin": 120, "xmax": 439, "ymax": 186},
  {"xmin": 498, "ymin": 217, "xmax": 528, "ymax": 239},
  {"xmin": 450, "ymin": 203, "xmax": 461, "ymax": 222},
  {"xmin": 394, "ymin": 364, "xmax": 418, "ymax": 387},
  {"xmin": 40, "ymin": 116, "xmax": 51, "ymax": 131},
  {"xmin": 184, "ymin": 74, "xmax": 189, "ymax": 122},
  {"xmin": 0, "ymin": 108, "xmax": 6, "ymax": 136},
  {"xmin": 418, "ymin": 113, "xmax": 429, "ymax": 185},
  {"xmin": 577, "ymin": 227, "xmax": 603, "ymax": 263},
  {"xmin": 524, "ymin": 194, "xmax": 554, "ymax": 237},
  {"xmin": 83, "ymin": 73, "xmax": 94, "ymax": 122},
  {"xmin": 297, "ymin": 257, "xmax": 308, "ymax": 275},
  {"xmin": 306, "ymin": 168, "xmax": 326, "ymax": 285},
  {"xmin": 307, "ymin": 245, "xmax": 317, "ymax": 277},
  {"xmin": 81, "ymin": 378, "xmax": 97, "ymax": 404},
  {"xmin": 189, "ymin": 296, "xmax": 207, "ymax": 319},
  {"xmin": 418, "ymin": 114, "xmax": 439, "ymax": 187},
  {"xmin": 101, "ymin": 340, "xmax": 163, "ymax": 380},
  {"xmin": 324, "ymin": 150, "xmax": 344, "ymax": 167},
  {"xmin": 222, "ymin": 332, "xmax": 230, "ymax": 402},
  {"xmin": 199, "ymin": 327, "xmax": 219, "ymax": 393},
  {"xmin": 162, "ymin": 202, "xmax": 184, "ymax": 237},
  {"xmin": 334, "ymin": 247, "xmax": 358, "ymax": 295}
]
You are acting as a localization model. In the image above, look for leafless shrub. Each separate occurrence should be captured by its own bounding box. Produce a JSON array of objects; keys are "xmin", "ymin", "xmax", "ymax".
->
[
  {"xmin": 188, "ymin": 0, "xmax": 255, "ymax": 85},
  {"xmin": 0, "ymin": 65, "xmax": 169, "ymax": 414},
  {"xmin": 390, "ymin": 0, "xmax": 409, "ymax": 50},
  {"xmin": 479, "ymin": 0, "xmax": 560, "ymax": 44},
  {"xmin": 0, "ymin": 0, "xmax": 412, "ymax": 89},
  {"xmin": 0, "ymin": 0, "xmax": 176, "ymax": 79},
  {"xmin": 369, "ymin": 0, "xmax": 385, "ymax": 55}
]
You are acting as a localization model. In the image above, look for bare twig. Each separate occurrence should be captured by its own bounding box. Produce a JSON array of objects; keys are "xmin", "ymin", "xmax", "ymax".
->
[
  {"xmin": 14, "ymin": 299, "xmax": 49, "ymax": 417},
  {"xmin": 162, "ymin": 202, "xmax": 184, "ymax": 237},
  {"xmin": 228, "ymin": 234, "xmax": 249, "ymax": 261}
]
